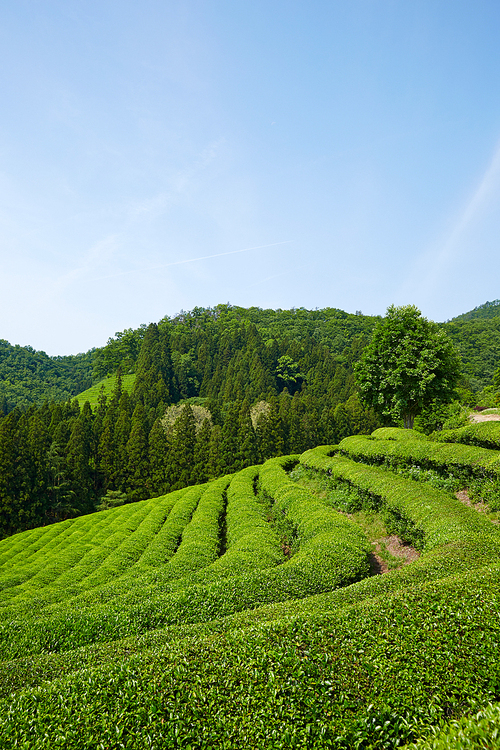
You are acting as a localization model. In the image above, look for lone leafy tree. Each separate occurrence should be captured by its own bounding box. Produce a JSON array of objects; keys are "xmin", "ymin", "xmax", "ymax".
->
[{"xmin": 355, "ymin": 305, "xmax": 462, "ymax": 429}]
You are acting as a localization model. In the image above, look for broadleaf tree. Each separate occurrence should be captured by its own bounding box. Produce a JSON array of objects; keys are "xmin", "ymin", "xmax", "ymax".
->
[{"xmin": 355, "ymin": 305, "xmax": 462, "ymax": 429}]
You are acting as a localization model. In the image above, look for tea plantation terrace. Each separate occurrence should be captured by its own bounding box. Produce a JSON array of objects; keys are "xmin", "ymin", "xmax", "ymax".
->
[{"xmin": 1, "ymin": 425, "xmax": 500, "ymax": 747}]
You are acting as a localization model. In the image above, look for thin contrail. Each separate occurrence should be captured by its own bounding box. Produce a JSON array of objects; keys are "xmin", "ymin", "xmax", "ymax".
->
[
  {"xmin": 96, "ymin": 241, "xmax": 292, "ymax": 280},
  {"xmin": 419, "ymin": 140, "xmax": 500, "ymax": 294}
]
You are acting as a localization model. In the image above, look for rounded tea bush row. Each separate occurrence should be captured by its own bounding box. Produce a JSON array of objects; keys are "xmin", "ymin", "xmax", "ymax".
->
[{"xmin": 1, "ymin": 443, "xmax": 500, "ymax": 747}]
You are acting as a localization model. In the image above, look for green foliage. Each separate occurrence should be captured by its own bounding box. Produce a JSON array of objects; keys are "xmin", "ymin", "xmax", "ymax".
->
[
  {"xmin": 372, "ymin": 427, "xmax": 429, "ymax": 441},
  {"xmin": 2, "ymin": 283, "xmax": 500, "ymax": 740},
  {"xmin": 494, "ymin": 366, "xmax": 500, "ymax": 392},
  {"xmin": 0, "ymin": 339, "xmax": 93, "ymax": 412},
  {"xmin": 275, "ymin": 354, "xmax": 304, "ymax": 394},
  {"xmin": 340, "ymin": 433, "xmax": 500, "ymax": 487},
  {"xmin": 356, "ymin": 305, "xmax": 462, "ymax": 428},
  {"xmin": 1, "ymin": 442, "xmax": 500, "ymax": 747},
  {"xmin": 97, "ymin": 490, "xmax": 129, "ymax": 510},
  {"xmin": 444, "ymin": 316, "xmax": 500, "ymax": 391},
  {"xmin": 92, "ymin": 326, "xmax": 147, "ymax": 378},
  {"xmin": 432, "ymin": 421, "xmax": 500, "ymax": 451},
  {"xmin": 75, "ymin": 373, "xmax": 135, "ymax": 409},
  {"xmin": 414, "ymin": 399, "xmax": 470, "ymax": 434},
  {"xmin": 301, "ymin": 445, "xmax": 498, "ymax": 549},
  {"xmin": 406, "ymin": 703, "xmax": 500, "ymax": 749},
  {"xmin": 1, "ymin": 301, "xmax": 497, "ymax": 416},
  {"xmin": 2, "ymin": 302, "xmax": 496, "ymax": 539},
  {"xmin": 451, "ymin": 299, "xmax": 500, "ymax": 322},
  {"xmin": 133, "ymin": 323, "xmax": 173, "ymax": 410}
]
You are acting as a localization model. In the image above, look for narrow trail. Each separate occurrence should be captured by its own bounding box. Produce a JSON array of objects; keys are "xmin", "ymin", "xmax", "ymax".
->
[{"xmin": 469, "ymin": 413, "xmax": 500, "ymax": 423}]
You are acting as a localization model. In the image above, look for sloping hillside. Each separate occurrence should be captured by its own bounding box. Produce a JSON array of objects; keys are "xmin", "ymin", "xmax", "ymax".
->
[
  {"xmin": 2, "ymin": 300, "xmax": 500, "ymax": 412},
  {"xmin": 0, "ymin": 339, "xmax": 93, "ymax": 412},
  {"xmin": 451, "ymin": 299, "xmax": 500, "ymax": 321},
  {"xmin": 1, "ymin": 428, "xmax": 500, "ymax": 748}
]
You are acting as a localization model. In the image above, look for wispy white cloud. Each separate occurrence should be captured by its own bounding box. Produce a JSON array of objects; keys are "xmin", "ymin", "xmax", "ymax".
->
[
  {"xmin": 405, "ymin": 139, "xmax": 500, "ymax": 300},
  {"xmin": 247, "ymin": 267, "xmax": 299, "ymax": 288},
  {"xmin": 94, "ymin": 241, "xmax": 293, "ymax": 281},
  {"xmin": 125, "ymin": 138, "xmax": 226, "ymax": 222}
]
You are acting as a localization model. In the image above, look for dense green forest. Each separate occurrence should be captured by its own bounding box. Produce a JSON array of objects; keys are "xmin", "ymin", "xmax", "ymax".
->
[
  {"xmin": 0, "ymin": 307, "xmax": 381, "ymax": 538},
  {"xmin": 450, "ymin": 298, "xmax": 500, "ymax": 321},
  {"xmin": 2, "ymin": 302, "xmax": 500, "ymax": 413},
  {"xmin": 1, "ymin": 301, "xmax": 499, "ymax": 539},
  {"xmin": 0, "ymin": 339, "xmax": 93, "ymax": 413}
]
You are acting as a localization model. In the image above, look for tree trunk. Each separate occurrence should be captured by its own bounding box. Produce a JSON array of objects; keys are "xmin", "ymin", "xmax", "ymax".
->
[{"xmin": 403, "ymin": 414, "xmax": 415, "ymax": 429}]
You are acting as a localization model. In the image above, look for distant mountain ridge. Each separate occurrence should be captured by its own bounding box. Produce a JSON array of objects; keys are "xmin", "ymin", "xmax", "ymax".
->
[
  {"xmin": 1, "ymin": 300, "xmax": 499, "ymax": 411},
  {"xmin": 0, "ymin": 339, "xmax": 94, "ymax": 412},
  {"xmin": 451, "ymin": 299, "xmax": 500, "ymax": 322}
]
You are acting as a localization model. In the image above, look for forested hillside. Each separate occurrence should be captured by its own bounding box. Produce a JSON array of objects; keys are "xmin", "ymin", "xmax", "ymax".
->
[
  {"xmin": 444, "ymin": 317, "xmax": 500, "ymax": 390},
  {"xmin": 2, "ymin": 306, "xmax": 500, "ymax": 746},
  {"xmin": 2, "ymin": 302, "xmax": 500, "ymax": 412},
  {"xmin": 1, "ymin": 301, "xmax": 499, "ymax": 539},
  {"xmin": 451, "ymin": 298, "xmax": 500, "ymax": 321},
  {"xmin": 0, "ymin": 340, "xmax": 93, "ymax": 412},
  {"xmin": 0, "ymin": 307, "xmax": 380, "ymax": 538}
]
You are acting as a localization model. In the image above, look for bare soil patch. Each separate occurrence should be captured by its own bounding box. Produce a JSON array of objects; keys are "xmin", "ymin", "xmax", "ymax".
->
[
  {"xmin": 370, "ymin": 535, "xmax": 420, "ymax": 575},
  {"xmin": 456, "ymin": 489, "xmax": 488, "ymax": 513},
  {"xmin": 469, "ymin": 413, "xmax": 500, "ymax": 423}
]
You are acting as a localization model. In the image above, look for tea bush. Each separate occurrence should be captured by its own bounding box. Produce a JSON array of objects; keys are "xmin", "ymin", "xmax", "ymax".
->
[
  {"xmin": 1, "ymin": 445, "xmax": 500, "ymax": 748},
  {"xmin": 340, "ymin": 434, "xmax": 500, "ymax": 484},
  {"xmin": 432, "ymin": 420, "xmax": 500, "ymax": 451}
]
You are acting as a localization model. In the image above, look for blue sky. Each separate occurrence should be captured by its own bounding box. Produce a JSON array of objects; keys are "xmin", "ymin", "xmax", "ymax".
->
[{"xmin": 1, "ymin": 1, "xmax": 500, "ymax": 355}]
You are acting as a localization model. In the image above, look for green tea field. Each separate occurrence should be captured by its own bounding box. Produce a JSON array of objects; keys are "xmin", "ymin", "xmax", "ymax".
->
[
  {"xmin": 75, "ymin": 373, "xmax": 136, "ymax": 409},
  {"xmin": 1, "ymin": 423, "xmax": 500, "ymax": 748}
]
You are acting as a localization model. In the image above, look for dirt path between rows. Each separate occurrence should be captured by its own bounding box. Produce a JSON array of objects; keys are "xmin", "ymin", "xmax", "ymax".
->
[
  {"xmin": 469, "ymin": 413, "xmax": 500, "ymax": 423},
  {"xmin": 456, "ymin": 489, "xmax": 488, "ymax": 512},
  {"xmin": 369, "ymin": 536, "xmax": 420, "ymax": 575}
]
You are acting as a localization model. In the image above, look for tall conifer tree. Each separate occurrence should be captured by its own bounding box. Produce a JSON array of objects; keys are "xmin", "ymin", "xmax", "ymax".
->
[
  {"xmin": 67, "ymin": 402, "xmax": 94, "ymax": 513},
  {"xmin": 126, "ymin": 403, "xmax": 150, "ymax": 500},
  {"xmin": 148, "ymin": 418, "xmax": 171, "ymax": 496},
  {"xmin": 133, "ymin": 323, "xmax": 173, "ymax": 411},
  {"xmin": 168, "ymin": 405, "xmax": 196, "ymax": 489}
]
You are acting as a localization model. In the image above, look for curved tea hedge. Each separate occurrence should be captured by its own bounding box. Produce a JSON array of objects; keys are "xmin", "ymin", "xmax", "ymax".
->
[
  {"xmin": 1, "ymin": 443, "xmax": 500, "ymax": 748},
  {"xmin": 433, "ymin": 420, "xmax": 500, "ymax": 451},
  {"xmin": 340, "ymin": 433, "xmax": 500, "ymax": 482}
]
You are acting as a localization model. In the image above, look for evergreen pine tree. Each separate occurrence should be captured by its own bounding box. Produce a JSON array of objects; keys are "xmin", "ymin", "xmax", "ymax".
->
[
  {"xmin": 23, "ymin": 409, "xmax": 52, "ymax": 525},
  {"xmin": 207, "ymin": 424, "xmax": 223, "ymax": 480},
  {"xmin": 220, "ymin": 401, "xmax": 240, "ymax": 473},
  {"xmin": 67, "ymin": 401, "xmax": 94, "ymax": 513},
  {"xmin": 333, "ymin": 403, "xmax": 351, "ymax": 442},
  {"xmin": 236, "ymin": 401, "xmax": 259, "ymax": 467},
  {"xmin": 0, "ymin": 410, "xmax": 23, "ymax": 536},
  {"xmin": 193, "ymin": 417, "xmax": 212, "ymax": 484},
  {"xmin": 133, "ymin": 323, "xmax": 172, "ymax": 411},
  {"xmin": 114, "ymin": 392, "xmax": 132, "ymax": 490},
  {"xmin": 168, "ymin": 405, "xmax": 196, "ymax": 489},
  {"xmin": 98, "ymin": 395, "xmax": 119, "ymax": 492},
  {"xmin": 148, "ymin": 417, "xmax": 171, "ymax": 496},
  {"xmin": 256, "ymin": 399, "xmax": 284, "ymax": 460},
  {"xmin": 287, "ymin": 395, "xmax": 306, "ymax": 454},
  {"xmin": 126, "ymin": 402, "xmax": 150, "ymax": 501}
]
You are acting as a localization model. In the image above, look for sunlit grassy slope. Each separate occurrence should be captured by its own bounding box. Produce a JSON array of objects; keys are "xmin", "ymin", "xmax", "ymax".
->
[
  {"xmin": 75, "ymin": 372, "xmax": 136, "ymax": 408},
  {"xmin": 1, "ymin": 434, "xmax": 500, "ymax": 748}
]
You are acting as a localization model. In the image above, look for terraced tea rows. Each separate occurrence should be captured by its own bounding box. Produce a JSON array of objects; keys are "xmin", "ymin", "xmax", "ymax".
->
[{"xmin": 1, "ymin": 430, "xmax": 500, "ymax": 748}]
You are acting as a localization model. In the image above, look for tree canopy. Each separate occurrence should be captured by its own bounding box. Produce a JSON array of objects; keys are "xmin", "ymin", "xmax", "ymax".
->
[{"xmin": 355, "ymin": 305, "xmax": 462, "ymax": 428}]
